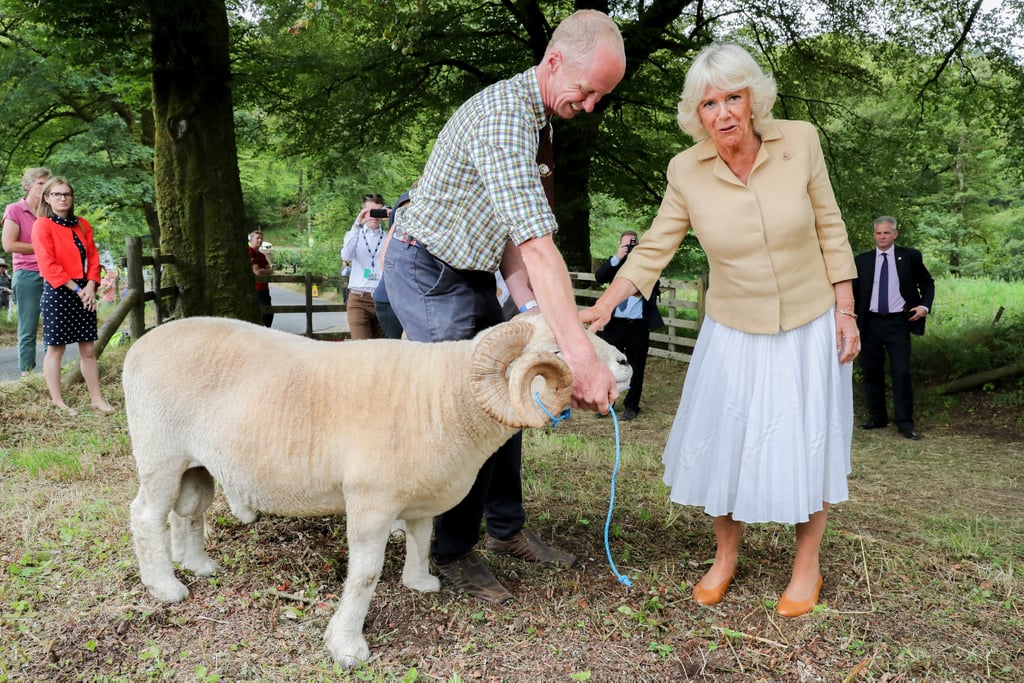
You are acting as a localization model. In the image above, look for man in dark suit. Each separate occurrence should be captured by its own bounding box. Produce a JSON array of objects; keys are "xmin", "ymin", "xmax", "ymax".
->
[
  {"xmin": 594, "ymin": 231, "xmax": 664, "ymax": 421},
  {"xmin": 853, "ymin": 216, "xmax": 935, "ymax": 440}
]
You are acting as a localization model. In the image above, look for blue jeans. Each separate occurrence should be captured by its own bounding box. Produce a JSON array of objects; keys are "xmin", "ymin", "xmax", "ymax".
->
[
  {"xmin": 383, "ymin": 240, "xmax": 525, "ymax": 563},
  {"xmin": 13, "ymin": 269, "xmax": 43, "ymax": 372}
]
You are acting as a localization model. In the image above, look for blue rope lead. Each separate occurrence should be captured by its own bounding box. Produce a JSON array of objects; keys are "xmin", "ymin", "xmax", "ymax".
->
[
  {"xmin": 532, "ymin": 391, "xmax": 572, "ymax": 427},
  {"xmin": 604, "ymin": 405, "xmax": 632, "ymax": 587},
  {"xmin": 531, "ymin": 393, "xmax": 630, "ymax": 587}
]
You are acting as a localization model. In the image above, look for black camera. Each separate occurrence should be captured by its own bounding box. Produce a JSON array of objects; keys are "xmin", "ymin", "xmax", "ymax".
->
[
  {"xmin": 627, "ymin": 237, "xmax": 638, "ymax": 253},
  {"xmin": 368, "ymin": 208, "xmax": 390, "ymax": 218}
]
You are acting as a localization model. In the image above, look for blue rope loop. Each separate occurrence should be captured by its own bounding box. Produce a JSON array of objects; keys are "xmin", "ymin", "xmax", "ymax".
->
[
  {"xmin": 532, "ymin": 391, "xmax": 571, "ymax": 427},
  {"xmin": 603, "ymin": 405, "xmax": 632, "ymax": 587}
]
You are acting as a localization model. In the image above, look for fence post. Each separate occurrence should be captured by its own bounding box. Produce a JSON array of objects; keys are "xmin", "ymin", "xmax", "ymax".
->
[
  {"xmin": 304, "ymin": 271, "xmax": 314, "ymax": 337},
  {"xmin": 126, "ymin": 236, "xmax": 146, "ymax": 340},
  {"xmin": 696, "ymin": 272, "xmax": 707, "ymax": 325},
  {"xmin": 665, "ymin": 282, "xmax": 678, "ymax": 355},
  {"xmin": 152, "ymin": 247, "xmax": 164, "ymax": 326}
]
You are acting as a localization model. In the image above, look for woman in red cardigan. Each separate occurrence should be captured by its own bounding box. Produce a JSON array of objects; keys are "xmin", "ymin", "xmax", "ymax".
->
[{"xmin": 31, "ymin": 176, "xmax": 114, "ymax": 414}]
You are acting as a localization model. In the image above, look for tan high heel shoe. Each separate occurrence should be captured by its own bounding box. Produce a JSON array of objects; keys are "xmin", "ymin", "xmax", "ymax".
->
[
  {"xmin": 691, "ymin": 573, "xmax": 735, "ymax": 606},
  {"xmin": 776, "ymin": 575, "xmax": 823, "ymax": 617}
]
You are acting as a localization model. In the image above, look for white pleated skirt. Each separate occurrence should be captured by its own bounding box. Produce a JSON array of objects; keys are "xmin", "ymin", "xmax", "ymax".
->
[{"xmin": 662, "ymin": 308, "xmax": 853, "ymax": 524}]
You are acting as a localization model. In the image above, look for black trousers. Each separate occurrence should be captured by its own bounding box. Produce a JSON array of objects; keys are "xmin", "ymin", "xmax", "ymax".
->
[
  {"xmin": 597, "ymin": 317, "xmax": 650, "ymax": 412},
  {"xmin": 860, "ymin": 313, "xmax": 914, "ymax": 430},
  {"xmin": 256, "ymin": 288, "xmax": 273, "ymax": 327},
  {"xmin": 383, "ymin": 241, "xmax": 526, "ymax": 564}
]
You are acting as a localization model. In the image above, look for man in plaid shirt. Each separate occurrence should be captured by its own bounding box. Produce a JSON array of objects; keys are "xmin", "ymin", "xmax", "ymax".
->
[{"xmin": 383, "ymin": 10, "xmax": 626, "ymax": 604}]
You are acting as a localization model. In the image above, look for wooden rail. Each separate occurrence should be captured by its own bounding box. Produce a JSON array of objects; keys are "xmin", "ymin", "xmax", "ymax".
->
[
  {"xmin": 116, "ymin": 237, "xmax": 706, "ymax": 357},
  {"xmin": 256, "ymin": 272, "xmax": 348, "ymax": 340}
]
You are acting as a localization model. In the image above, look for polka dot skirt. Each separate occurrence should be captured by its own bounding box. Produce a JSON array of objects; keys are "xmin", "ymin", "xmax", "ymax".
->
[{"xmin": 40, "ymin": 232, "xmax": 97, "ymax": 346}]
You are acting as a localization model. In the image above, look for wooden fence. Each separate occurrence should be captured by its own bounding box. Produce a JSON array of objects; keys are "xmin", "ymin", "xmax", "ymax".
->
[{"xmin": 88, "ymin": 237, "xmax": 706, "ymax": 370}]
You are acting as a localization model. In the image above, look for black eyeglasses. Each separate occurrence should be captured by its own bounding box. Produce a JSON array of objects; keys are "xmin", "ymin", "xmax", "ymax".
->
[{"xmin": 48, "ymin": 192, "xmax": 74, "ymax": 199}]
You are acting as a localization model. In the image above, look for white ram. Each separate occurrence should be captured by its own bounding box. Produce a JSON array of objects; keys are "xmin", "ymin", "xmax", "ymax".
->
[{"xmin": 123, "ymin": 314, "xmax": 631, "ymax": 667}]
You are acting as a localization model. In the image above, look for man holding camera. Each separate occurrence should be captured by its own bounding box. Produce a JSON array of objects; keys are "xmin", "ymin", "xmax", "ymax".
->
[
  {"xmin": 248, "ymin": 230, "xmax": 274, "ymax": 327},
  {"xmin": 341, "ymin": 193, "xmax": 388, "ymax": 339},
  {"xmin": 594, "ymin": 231, "xmax": 663, "ymax": 421}
]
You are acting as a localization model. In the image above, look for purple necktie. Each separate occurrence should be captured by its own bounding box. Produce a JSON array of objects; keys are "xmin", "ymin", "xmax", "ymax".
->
[{"xmin": 878, "ymin": 253, "xmax": 889, "ymax": 315}]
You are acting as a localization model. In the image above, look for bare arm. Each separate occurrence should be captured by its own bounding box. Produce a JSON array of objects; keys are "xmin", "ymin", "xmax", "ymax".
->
[
  {"xmin": 834, "ymin": 279, "xmax": 859, "ymax": 364},
  {"xmin": 518, "ymin": 234, "xmax": 618, "ymax": 413},
  {"xmin": 498, "ymin": 241, "xmax": 534, "ymax": 309},
  {"xmin": 2, "ymin": 219, "xmax": 34, "ymax": 255}
]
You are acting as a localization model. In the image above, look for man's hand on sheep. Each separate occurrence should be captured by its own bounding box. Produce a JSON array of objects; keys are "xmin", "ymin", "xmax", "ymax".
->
[
  {"xmin": 561, "ymin": 347, "xmax": 620, "ymax": 415},
  {"xmin": 517, "ymin": 235, "xmax": 621, "ymax": 414}
]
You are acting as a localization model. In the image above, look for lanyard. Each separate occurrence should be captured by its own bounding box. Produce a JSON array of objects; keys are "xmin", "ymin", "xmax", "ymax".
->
[{"xmin": 360, "ymin": 228, "xmax": 384, "ymax": 271}]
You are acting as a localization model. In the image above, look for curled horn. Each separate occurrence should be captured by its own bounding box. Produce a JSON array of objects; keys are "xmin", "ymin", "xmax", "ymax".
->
[
  {"xmin": 470, "ymin": 321, "xmax": 572, "ymax": 428},
  {"xmin": 506, "ymin": 351, "xmax": 573, "ymax": 428}
]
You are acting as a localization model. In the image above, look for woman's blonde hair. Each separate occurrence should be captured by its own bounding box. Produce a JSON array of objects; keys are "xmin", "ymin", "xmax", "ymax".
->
[
  {"xmin": 37, "ymin": 176, "xmax": 76, "ymax": 218},
  {"xmin": 677, "ymin": 43, "xmax": 777, "ymax": 142}
]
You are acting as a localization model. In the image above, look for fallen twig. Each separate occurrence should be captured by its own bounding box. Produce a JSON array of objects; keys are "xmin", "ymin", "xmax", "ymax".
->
[
  {"xmin": 276, "ymin": 591, "xmax": 317, "ymax": 605},
  {"xmin": 712, "ymin": 626, "xmax": 787, "ymax": 649}
]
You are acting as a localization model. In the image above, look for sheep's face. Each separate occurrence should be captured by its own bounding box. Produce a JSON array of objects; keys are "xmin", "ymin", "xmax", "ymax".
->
[{"xmin": 514, "ymin": 313, "xmax": 633, "ymax": 393}]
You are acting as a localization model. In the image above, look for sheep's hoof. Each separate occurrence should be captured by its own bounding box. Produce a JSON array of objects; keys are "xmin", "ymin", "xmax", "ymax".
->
[
  {"xmin": 224, "ymin": 496, "xmax": 258, "ymax": 524},
  {"xmin": 146, "ymin": 579, "xmax": 189, "ymax": 603},
  {"xmin": 181, "ymin": 555, "xmax": 218, "ymax": 577},
  {"xmin": 402, "ymin": 572, "xmax": 440, "ymax": 593},
  {"xmin": 326, "ymin": 634, "xmax": 370, "ymax": 669}
]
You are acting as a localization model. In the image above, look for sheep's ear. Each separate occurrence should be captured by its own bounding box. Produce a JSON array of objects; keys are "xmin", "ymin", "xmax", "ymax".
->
[
  {"xmin": 470, "ymin": 320, "xmax": 534, "ymax": 427},
  {"xmin": 507, "ymin": 352, "xmax": 573, "ymax": 428}
]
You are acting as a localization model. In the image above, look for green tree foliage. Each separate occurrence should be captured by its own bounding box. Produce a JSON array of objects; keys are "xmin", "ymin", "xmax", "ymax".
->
[
  {"xmin": 1, "ymin": 0, "xmax": 261, "ymax": 320},
  {"xmin": 0, "ymin": 0, "xmax": 156, "ymax": 257},
  {"xmin": 231, "ymin": 0, "xmax": 711, "ymax": 270},
  {"xmin": 231, "ymin": 0, "xmax": 1023, "ymax": 276},
  {"xmin": 2, "ymin": 0, "xmax": 1022, "ymax": 293}
]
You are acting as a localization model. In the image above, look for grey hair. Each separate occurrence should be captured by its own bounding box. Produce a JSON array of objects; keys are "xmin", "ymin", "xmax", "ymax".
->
[
  {"xmin": 874, "ymin": 216, "xmax": 898, "ymax": 231},
  {"xmin": 677, "ymin": 43, "xmax": 777, "ymax": 141},
  {"xmin": 21, "ymin": 167, "xmax": 50, "ymax": 193},
  {"xmin": 545, "ymin": 9, "xmax": 625, "ymax": 70}
]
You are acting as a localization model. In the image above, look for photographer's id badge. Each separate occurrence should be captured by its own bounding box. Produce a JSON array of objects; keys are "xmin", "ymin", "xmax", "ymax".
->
[{"xmin": 364, "ymin": 268, "xmax": 380, "ymax": 281}]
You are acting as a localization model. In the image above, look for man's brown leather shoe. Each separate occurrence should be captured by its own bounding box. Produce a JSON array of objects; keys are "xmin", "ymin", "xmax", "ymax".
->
[
  {"xmin": 484, "ymin": 530, "xmax": 577, "ymax": 568},
  {"xmin": 431, "ymin": 550, "xmax": 512, "ymax": 605}
]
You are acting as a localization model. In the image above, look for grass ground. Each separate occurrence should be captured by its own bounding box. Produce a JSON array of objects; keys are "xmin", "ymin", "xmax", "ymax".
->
[{"xmin": 0, "ymin": 331, "xmax": 1021, "ymax": 681}]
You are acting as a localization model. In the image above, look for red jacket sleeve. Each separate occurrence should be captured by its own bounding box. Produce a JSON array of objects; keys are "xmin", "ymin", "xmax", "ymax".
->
[{"xmin": 31, "ymin": 217, "xmax": 102, "ymax": 287}]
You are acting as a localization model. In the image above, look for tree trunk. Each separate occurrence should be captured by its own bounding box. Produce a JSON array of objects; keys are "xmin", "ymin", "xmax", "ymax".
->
[
  {"xmin": 139, "ymin": 106, "xmax": 162, "ymax": 247},
  {"xmin": 554, "ymin": 116, "xmax": 601, "ymax": 272},
  {"xmin": 148, "ymin": 0, "xmax": 260, "ymax": 322}
]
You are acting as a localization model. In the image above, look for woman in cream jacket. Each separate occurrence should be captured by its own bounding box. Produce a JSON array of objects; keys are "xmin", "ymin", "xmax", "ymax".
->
[{"xmin": 583, "ymin": 43, "xmax": 859, "ymax": 618}]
